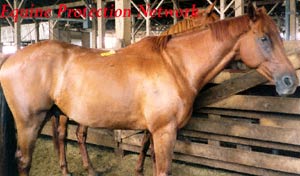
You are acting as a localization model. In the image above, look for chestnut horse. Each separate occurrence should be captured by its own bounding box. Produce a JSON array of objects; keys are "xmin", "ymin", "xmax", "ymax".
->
[
  {"xmin": 136, "ymin": 2, "xmax": 219, "ymax": 175},
  {"xmin": 0, "ymin": 3, "xmax": 297, "ymax": 176},
  {"xmin": 50, "ymin": 2, "xmax": 219, "ymax": 176}
]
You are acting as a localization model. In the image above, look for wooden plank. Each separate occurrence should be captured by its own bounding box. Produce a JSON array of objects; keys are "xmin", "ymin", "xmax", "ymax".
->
[
  {"xmin": 200, "ymin": 108, "xmax": 300, "ymax": 129},
  {"xmin": 184, "ymin": 118, "xmax": 300, "ymax": 145},
  {"xmin": 174, "ymin": 140, "xmax": 300, "ymax": 174},
  {"xmin": 120, "ymin": 130, "xmax": 143, "ymax": 140},
  {"xmin": 204, "ymin": 95, "xmax": 300, "ymax": 115},
  {"xmin": 41, "ymin": 122, "xmax": 116, "ymax": 148},
  {"xmin": 210, "ymin": 70, "xmax": 245, "ymax": 84},
  {"xmin": 195, "ymin": 70, "xmax": 267, "ymax": 108},
  {"xmin": 179, "ymin": 130, "xmax": 300, "ymax": 153},
  {"xmin": 122, "ymin": 134, "xmax": 300, "ymax": 174},
  {"xmin": 173, "ymin": 154, "xmax": 299, "ymax": 176},
  {"xmin": 120, "ymin": 142, "xmax": 296, "ymax": 176}
]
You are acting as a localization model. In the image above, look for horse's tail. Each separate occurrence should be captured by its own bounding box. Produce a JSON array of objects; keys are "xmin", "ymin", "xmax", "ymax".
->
[
  {"xmin": 0, "ymin": 86, "xmax": 18, "ymax": 176},
  {"xmin": 0, "ymin": 53, "xmax": 18, "ymax": 175}
]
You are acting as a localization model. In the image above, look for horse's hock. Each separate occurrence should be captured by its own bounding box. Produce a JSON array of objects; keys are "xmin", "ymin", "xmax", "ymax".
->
[{"xmin": 41, "ymin": 41, "xmax": 300, "ymax": 176}]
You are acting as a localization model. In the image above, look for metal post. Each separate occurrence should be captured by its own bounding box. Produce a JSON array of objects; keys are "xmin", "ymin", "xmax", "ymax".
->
[
  {"xmin": 145, "ymin": 0, "xmax": 151, "ymax": 36},
  {"xmin": 290, "ymin": 0, "xmax": 296, "ymax": 40},
  {"xmin": 49, "ymin": 12, "xmax": 59, "ymax": 40},
  {"xmin": 220, "ymin": 0, "xmax": 225, "ymax": 19},
  {"xmin": 115, "ymin": 0, "xmax": 131, "ymax": 46},
  {"xmin": 14, "ymin": 0, "xmax": 21, "ymax": 49},
  {"xmin": 35, "ymin": 21, "xmax": 40, "ymax": 43},
  {"xmin": 97, "ymin": 0, "xmax": 105, "ymax": 48},
  {"xmin": 235, "ymin": 0, "xmax": 244, "ymax": 17},
  {"xmin": 0, "ymin": 26, "xmax": 2, "ymax": 53},
  {"xmin": 285, "ymin": 0, "xmax": 290, "ymax": 40},
  {"xmin": 131, "ymin": 16, "xmax": 136, "ymax": 43},
  {"xmin": 172, "ymin": 0, "xmax": 178, "ymax": 25}
]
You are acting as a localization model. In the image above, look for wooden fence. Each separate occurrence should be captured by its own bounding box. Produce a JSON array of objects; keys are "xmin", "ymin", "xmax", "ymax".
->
[{"xmin": 41, "ymin": 41, "xmax": 300, "ymax": 176}]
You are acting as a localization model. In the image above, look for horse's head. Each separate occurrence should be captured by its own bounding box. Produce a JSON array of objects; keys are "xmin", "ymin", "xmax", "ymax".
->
[
  {"xmin": 192, "ymin": 0, "xmax": 220, "ymax": 26},
  {"xmin": 238, "ymin": 3, "xmax": 298, "ymax": 96}
]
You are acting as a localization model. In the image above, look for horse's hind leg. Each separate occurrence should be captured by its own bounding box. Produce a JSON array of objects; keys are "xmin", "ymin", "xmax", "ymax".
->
[
  {"xmin": 135, "ymin": 131, "xmax": 151, "ymax": 176},
  {"xmin": 135, "ymin": 131, "xmax": 156, "ymax": 176},
  {"xmin": 76, "ymin": 125, "xmax": 98, "ymax": 176},
  {"xmin": 53, "ymin": 115, "xmax": 71, "ymax": 176},
  {"xmin": 150, "ymin": 136, "xmax": 156, "ymax": 176},
  {"xmin": 14, "ymin": 112, "xmax": 48, "ymax": 176}
]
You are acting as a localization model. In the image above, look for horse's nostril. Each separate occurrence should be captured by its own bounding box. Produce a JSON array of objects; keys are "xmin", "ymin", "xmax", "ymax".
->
[{"xmin": 283, "ymin": 76, "xmax": 293, "ymax": 87}]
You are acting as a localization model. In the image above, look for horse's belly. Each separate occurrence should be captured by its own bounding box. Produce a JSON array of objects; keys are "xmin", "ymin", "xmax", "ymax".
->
[{"xmin": 59, "ymin": 97, "xmax": 147, "ymax": 130}]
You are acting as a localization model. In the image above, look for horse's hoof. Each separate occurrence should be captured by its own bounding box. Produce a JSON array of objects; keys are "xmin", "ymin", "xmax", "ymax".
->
[
  {"xmin": 88, "ymin": 171, "xmax": 100, "ymax": 176},
  {"xmin": 135, "ymin": 171, "xmax": 144, "ymax": 176}
]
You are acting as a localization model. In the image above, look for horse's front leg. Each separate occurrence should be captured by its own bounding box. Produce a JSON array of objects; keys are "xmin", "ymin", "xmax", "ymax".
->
[
  {"xmin": 151, "ymin": 124, "xmax": 177, "ymax": 176},
  {"xmin": 76, "ymin": 125, "xmax": 98, "ymax": 176}
]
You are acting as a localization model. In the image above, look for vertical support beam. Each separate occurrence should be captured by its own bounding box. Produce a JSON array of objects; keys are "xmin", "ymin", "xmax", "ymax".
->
[
  {"xmin": 49, "ymin": 12, "xmax": 59, "ymax": 40},
  {"xmin": 235, "ymin": 0, "xmax": 244, "ymax": 17},
  {"xmin": 285, "ymin": 0, "xmax": 291, "ymax": 40},
  {"xmin": 60, "ymin": 30, "xmax": 71, "ymax": 43},
  {"xmin": 97, "ymin": 0, "xmax": 105, "ymax": 48},
  {"xmin": 289, "ymin": 0, "xmax": 296, "ymax": 40},
  {"xmin": 49, "ymin": 22, "xmax": 59, "ymax": 40},
  {"xmin": 115, "ymin": 0, "xmax": 131, "ymax": 46},
  {"xmin": 145, "ymin": 0, "xmax": 151, "ymax": 36},
  {"xmin": 14, "ymin": 0, "xmax": 21, "ymax": 49},
  {"xmin": 82, "ymin": 32, "xmax": 90, "ymax": 48},
  {"xmin": 131, "ymin": 16, "xmax": 136, "ymax": 43},
  {"xmin": 91, "ymin": 18, "xmax": 97, "ymax": 48},
  {"xmin": 172, "ymin": 0, "xmax": 178, "ymax": 25},
  {"xmin": 220, "ymin": 0, "xmax": 225, "ymax": 19},
  {"xmin": 34, "ymin": 21, "xmax": 40, "ymax": 43},
  {"xmin": 0, "ymin": 26, "xmax": 2, "ymax": 53}
]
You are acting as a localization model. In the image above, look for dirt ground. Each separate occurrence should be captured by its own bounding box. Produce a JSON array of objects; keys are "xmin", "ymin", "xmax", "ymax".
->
[{"xmin": 31, "ymin": 137, "xmax": 246, "ymax": 176}]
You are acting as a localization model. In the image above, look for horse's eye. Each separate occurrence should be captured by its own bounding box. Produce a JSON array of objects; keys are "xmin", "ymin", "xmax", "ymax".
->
[{"xmin": 260, "ymin": 36, "xmax": 269, "ymax": 42}]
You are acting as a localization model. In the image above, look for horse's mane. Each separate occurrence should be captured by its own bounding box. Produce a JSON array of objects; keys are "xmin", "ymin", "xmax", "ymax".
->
[
  {"xmin": 154, "ymin": 17, "xmax": 197, "ymax": 51},
  {"xmin": 154, "ymin": 15, "xmax": 251, "ymax": 51},
  {"xmin": 160, "ymin": 7, "xmax": 214, "ymax": 36},
  {"xmin": 155, "ymin": 7, "xmax": 219, "ymax": 51},
  {"xmin": 160, "ymin": 17, "xmax": 195, "ymax": 36},
  {"xmin": 209, "ymin": 15, "xmax": 250, "ymax": 41}
]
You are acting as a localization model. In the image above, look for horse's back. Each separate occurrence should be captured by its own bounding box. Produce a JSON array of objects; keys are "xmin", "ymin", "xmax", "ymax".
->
[{"xmin": 0, "ymin": 41, "xmax": 77, "ymax": 113}]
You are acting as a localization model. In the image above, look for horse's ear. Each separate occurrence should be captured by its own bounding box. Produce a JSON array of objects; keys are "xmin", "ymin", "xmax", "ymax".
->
[
  {"xmin": 247, "ymin": 0, "xmax": 257, "ymax": 21},
  {"xmin": 260, "ymin": 7, "xmax": 267, "ymax": 14},
  {"xmin": 205, "ymin": 0, "xmax": 216, "ymax": 15}
]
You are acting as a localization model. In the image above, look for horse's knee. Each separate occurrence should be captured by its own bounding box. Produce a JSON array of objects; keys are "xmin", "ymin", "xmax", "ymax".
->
[
  {"xmin": 15, "ymin": 150, "xmax": 31, "ymax": 175},
  {"xmin": 76, "ymin": 126, "xmax": 87, "ymax": 143},
  {"xmin": 58, "ymin": 128, "xmax": 67, "ymax": 141}
]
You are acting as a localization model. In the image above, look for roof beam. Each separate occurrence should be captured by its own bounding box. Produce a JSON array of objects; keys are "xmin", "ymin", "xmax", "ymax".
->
[{"xmin": 37, "ymin": 1, "xmax": 86, "ymax": 10}]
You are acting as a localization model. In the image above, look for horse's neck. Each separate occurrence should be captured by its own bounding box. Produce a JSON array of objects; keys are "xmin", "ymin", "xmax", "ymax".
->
[{"xmin": 164, "ymin": 17, "xmax": 249, "ymax": 93}]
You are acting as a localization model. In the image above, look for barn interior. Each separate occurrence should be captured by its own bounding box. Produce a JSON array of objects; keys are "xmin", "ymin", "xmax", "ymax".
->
[
  {"xmin": 1, "ymin": 1, "xmax": 300, "ymax": 176},
  {"xmin": 0, "ymin": 0, "xmax": 299, "ymax": 53}
]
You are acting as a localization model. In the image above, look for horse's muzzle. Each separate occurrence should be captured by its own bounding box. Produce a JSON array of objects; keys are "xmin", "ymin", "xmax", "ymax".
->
[{"xmin": 275, "ymin": 74, "xmax": 298, "ymax": 96}]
